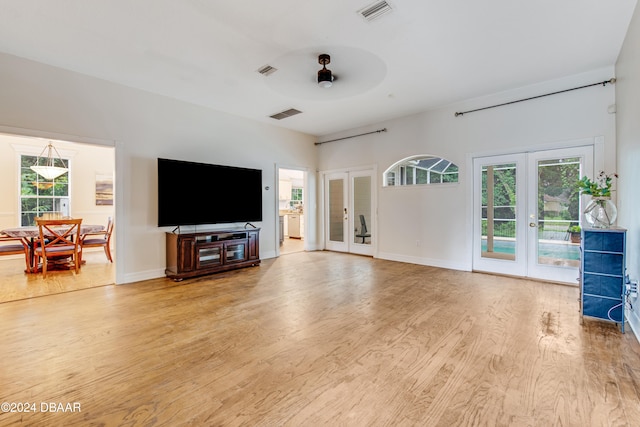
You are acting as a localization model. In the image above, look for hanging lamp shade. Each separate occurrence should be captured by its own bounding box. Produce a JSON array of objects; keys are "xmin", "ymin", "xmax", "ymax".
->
[{"xmin": 30, "ymin": 143, "xmax": 68, "ymax": 180}]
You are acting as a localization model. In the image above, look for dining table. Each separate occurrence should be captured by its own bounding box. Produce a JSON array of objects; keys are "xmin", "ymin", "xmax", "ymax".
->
[{"xmin": 1, "ymin": 224, "xmax": 105, "ymax": 273}]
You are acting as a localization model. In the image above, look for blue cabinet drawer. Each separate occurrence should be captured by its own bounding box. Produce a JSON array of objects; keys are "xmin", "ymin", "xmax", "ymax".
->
[
  {"xmin": 583, "ymin": 273, "xmax": 623, "ymax": 298},
  {"xmin": 583, "ymin": 252, "xmax": 623, "ymax": 276},
  {"xmin": 583, "ymin": 231, "xmax": 624, "ymax": 252},
  {"xmin": 583, "ymin": 296, "xmax": 623, "ymax": 322}
]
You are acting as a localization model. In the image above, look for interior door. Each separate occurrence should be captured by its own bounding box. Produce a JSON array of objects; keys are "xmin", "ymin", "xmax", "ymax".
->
[
  {"xmin": 324, "ymin": 170, "xmax": 374, "ymax": 255},
  {"xmin": 325, "ymin": 172, "xmax": 349, "ymax": 252},
  {"xmin": 349, "ymin": 171, "xmax": 373, "ymax": 256},
  {"xmin": 473, "ymin": 146, "xmax": 593, "ymax": 283}
]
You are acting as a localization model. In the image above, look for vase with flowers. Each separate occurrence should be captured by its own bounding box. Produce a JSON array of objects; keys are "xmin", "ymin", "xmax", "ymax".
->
[{"xmin": 576, "ymin": 171, "xmax": 618, "ymax": 228}]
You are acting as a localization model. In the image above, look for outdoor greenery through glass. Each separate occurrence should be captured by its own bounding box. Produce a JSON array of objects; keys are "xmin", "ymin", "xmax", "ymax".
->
[
  {"xmin": 481, "ymin": 163, "xmax": 516, "ymax": 238},
  {"xmin": 20, "ymin": 154, "xmax": 69, "ymax": 226},
  {"xmin": 537, "ymin": 157, "xmax": 580, "ymax": 239},
  {"xmin": 481, "ymin": 158, "xmax": 580, "ymax": 240},
  {"xmin": 291, "ymin": 187, "xmax": 303, "ymax": 201}
]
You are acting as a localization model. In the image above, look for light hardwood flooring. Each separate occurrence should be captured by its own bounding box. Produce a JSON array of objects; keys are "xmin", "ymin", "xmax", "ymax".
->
[
  {"xmin": 280, "ymin": 236, "xmax": 305, "ymax": 255},
  {"xmin": 0, "ymin": 250, "xmax": 115, "ymax": 303},
  {"xmin": 0, "ymin": 251, "xmax": 639, "ymax": 426}
]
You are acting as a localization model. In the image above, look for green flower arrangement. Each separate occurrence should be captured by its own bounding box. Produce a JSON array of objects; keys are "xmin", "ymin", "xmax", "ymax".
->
[{"xmin": 576, "ymin": 171, "xmax": 618, "ymax": 197}]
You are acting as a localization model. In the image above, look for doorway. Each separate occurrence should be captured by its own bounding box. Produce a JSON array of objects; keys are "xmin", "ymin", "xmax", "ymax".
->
[
  {"xmin": 278, "ymin": 167, "xmax": 306, "ymax": 255},
  {"xmin": 0, "ymin": 132, "xmax": 116, "ymax": 302},
  {"xmin": 324, "ymin": 169, "xmax": 374, "ymax": 256},
  {"xmin": 472, "ymin": 146, "xmax": 593, "ymax": 283}
]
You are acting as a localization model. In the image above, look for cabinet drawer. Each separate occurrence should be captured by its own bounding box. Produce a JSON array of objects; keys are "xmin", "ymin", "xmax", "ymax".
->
[
  {"xmin": 583, "ymin": 295, "xmax": 623, "ymax": 322},
  {"xmin": 583, "ymin": 231, "xmax": 624, "ymax": 252},
  {"xmin": 583, "ymin": 273, "xmax": 623, "ymax": 298},
  {"xmin": 583, "ymin": 252, "xmax": 623, "ymax": 276}
]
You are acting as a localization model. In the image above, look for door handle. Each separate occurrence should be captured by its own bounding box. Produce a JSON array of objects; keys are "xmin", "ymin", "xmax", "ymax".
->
[
  {"xmin": 344, "ymin": 208, "xmax": 348, "ymax": 220},
  {"xmin": 529, "ymin": 222, "xmax": 537, "ymax": 227}
]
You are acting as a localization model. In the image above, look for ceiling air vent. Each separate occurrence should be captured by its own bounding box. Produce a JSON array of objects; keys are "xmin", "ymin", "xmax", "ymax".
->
[
  {"xmin": 358, "ymin": 1, "xmax": 393, "ymax": 22},
  {"xmin": 257, "ymin": 65, "xmax": 278, "ymax": 76},
  {"xmin": 269, "ymin": 108, "xmax": 302, "ymax": 120}
]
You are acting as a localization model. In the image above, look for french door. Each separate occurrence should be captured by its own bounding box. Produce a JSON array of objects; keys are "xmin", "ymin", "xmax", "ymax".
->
[
  {"xmin": 473, "ymin": 146, "xmax": 593, "ymax": 283},
  {"xmin": 324, "ymin": 170, "xmax": 374, "ymax": 256}
]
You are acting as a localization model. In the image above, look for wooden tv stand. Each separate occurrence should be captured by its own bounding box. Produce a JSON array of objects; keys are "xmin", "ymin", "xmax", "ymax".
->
[{"xmin": 165, "ymin": 228, "xmax": 260, "ymax": 280}]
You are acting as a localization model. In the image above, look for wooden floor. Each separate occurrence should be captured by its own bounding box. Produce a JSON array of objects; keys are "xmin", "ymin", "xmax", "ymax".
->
[
  {"xmin": 0, "ymin": 250, "xmax": 115, "ymax": 303},
  {"xmin": 1, "ymin": 251, "xmax": 639, "ymax": 426}
]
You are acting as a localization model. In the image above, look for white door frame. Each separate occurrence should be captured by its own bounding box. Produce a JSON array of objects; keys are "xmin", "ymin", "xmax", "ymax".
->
[
  {"xmin": 321, "ymin": 166, "xmax": 376, "ymax": 256},
  {"xmin": 275, "ymin": 165, "xmax": 309, "ymax": 257},
  {"xmin": 473, "ymin": 144, "xmax": 595, "ymax": 283}
]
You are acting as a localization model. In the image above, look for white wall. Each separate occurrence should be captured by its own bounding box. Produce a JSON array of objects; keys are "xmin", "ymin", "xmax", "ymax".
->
[
  {"xmin": 0, "ymin": 52, "xmax": 317, "ymax": 284},
  {"xmin": 616, "ymin": 3, "xmax": 640, "ymax": 339},
  {"xmin": 318, "ymin": 67, "xmax": 617, "ymax": 271}
]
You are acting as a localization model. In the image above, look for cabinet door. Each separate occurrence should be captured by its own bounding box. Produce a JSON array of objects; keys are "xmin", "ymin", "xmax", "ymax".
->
[
  {"xmin": 248, "ymin": 231, "xmax": 259, "ymax": 260},
  {"xmin": 178, "ymin": 237, "xmax": 196, "ymax": 272},
  {"xmin": 196, "ymin": 243, "xmax": 224, "ymax": 269},
  {"xmin": 225, "ymin": 240, "xmax": 248, "ymax": 264}
]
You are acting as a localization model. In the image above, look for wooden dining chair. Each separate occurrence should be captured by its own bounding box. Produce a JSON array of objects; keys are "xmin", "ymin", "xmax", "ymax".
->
[
  {"xmin": 80, "ymin": 217, "xmax": 114, "ymax": 262},
  {"xmin": 0, "ymin": 235, "xmax": 31, "ymax": 273},
  {"xmin": 35, "ymin": 218, "xmax": 83, "ymax": 278}
]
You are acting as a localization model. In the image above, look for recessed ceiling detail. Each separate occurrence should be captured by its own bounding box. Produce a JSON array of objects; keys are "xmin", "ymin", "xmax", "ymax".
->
[
  {"xmin": 358, "ymin": 1, "xmax": 393, "ymax": 22},
  {"xmin": 269, "ymin": 108, "xmax": 302, "ymax": 120},
  {"xmin": 263, "ymin": 46, "xmax": 386, "ymax": 101}
]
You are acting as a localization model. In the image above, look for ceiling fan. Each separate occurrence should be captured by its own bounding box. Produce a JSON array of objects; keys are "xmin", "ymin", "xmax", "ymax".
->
[{"xmin": 317, "ymin": 54, "xmax": 335, "ymax": 88}]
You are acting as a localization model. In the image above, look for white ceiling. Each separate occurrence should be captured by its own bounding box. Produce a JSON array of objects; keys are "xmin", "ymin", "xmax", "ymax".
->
[{"xmin": 0, "ymin": 0, "xmax": 636, "ymax": 137}]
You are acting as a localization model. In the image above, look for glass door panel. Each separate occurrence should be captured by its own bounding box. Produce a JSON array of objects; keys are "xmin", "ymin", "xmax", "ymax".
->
[
  {"xmin": 350, "ymin": 172, "xmax": 374, "ymax": 256},
  {"xmin": 198, "ymin": 244, "xmax": 222, "ymax": 268},
  {"xmin": 473, "ymin": 154, "xmax": 526, "ymax": 277},
  {"xmin": 535, "ymin": 157, "xmax": 581, "ymax": 267},
  {"xmin": 225, "ymin": 242, "xmax": 247, "ymax": 263},
  {"xmin": 325, "ymin": 172, "xmax": 349, "ymax": 252},
  {"xmin": 481, "ymin": 163, "xmax": 517, "ymax": 261},
  {"xmin": 527, "ymin": 146, "xmax": 592, "ymax": 283},
  {"xmin": 329, "ymin": 178, "xmax": 345, "ymax": 243}
]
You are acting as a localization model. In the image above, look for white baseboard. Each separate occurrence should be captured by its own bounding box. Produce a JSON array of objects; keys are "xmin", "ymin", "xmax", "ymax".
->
[
  {"xmin": 626, "ymin": 306, "xmax": 640, "ymax": 343},
  {"xmin": 376, "ymin": 252, "xmax": 471, "ymax": 272},
  {"xmin": 122, "ymin": 268, "xmax": 165, "ymax": 285}
]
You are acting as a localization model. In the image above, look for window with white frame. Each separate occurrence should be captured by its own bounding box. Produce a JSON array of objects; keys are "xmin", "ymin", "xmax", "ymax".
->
[
  {"xmin": 20, "ymin": 154, "xmax": 70, "ymax": 226},
  {"xmin": 383, "ymin": 155, "xmax": 459, "ymax": 186}
]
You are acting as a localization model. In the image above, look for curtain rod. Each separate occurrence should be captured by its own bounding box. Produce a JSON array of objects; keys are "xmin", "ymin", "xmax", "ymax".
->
[
  {"xmin": 454, "ymin": 78, "xmax": 616, "ymax": 117},
  {"xmin": 315, "ymin": 128, "xmax": 387, "ymax": 146}
]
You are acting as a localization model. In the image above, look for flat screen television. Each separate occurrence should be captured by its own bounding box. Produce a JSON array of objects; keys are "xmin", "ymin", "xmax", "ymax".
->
[{"xmin": 157, "ymin": 158, "xmax": 262, "ymax": 227}]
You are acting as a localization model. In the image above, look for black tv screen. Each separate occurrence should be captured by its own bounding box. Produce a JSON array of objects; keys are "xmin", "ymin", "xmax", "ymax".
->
[{"xmin": 158, "ymin": 158, "xmax": 262, "ymax": 227}]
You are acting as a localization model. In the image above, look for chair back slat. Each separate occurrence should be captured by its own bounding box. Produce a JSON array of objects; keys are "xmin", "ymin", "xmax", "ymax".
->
[{"xmin": 35, "ymin": 218, "xmax": 83, "ymax": 277}]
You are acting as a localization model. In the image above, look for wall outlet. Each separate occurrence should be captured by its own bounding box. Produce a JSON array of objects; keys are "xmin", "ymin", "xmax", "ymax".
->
[
  {"xmin": 626, "ymin": 282, "xmax": 638, "ymax": 298},
  {"xmin": 626, "ymin": 281, "xmax": 638, "ymax": 297}
]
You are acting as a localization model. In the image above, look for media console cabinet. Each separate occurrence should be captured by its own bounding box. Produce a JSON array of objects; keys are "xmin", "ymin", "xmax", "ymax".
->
[{"xmin": 165, "ymin": 228, "xmax": 260, "ymax": 280}]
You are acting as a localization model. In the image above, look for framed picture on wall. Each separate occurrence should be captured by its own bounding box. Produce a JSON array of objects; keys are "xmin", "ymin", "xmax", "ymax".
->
[{"xmin": 96, "ymin": 173, "xmax": 114, "ymax": 206}]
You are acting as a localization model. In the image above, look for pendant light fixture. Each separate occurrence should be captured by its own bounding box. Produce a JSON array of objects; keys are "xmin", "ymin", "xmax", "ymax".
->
[
  {"xmin": 317, "ymin": 54, "xmax": 333, "ymax": 88},
  {"xmin": 30, "ymin": 142, "xmax": 68, "ymax": 180}
]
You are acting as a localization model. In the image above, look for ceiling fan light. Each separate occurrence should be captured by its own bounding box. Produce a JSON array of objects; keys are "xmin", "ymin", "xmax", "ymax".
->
[
  {"xmin": 317, "ymin": 53, "xmax": 333, "ymax": 88},
  {"xmin": 318, "ymin": 69, "xmax": 333, "ymax": 88}
]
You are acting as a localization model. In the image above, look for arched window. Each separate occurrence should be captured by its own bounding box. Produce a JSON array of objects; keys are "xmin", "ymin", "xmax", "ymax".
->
[{"xmin": 384, "ymin": 155, "xmax": 458, "ymax": 186}]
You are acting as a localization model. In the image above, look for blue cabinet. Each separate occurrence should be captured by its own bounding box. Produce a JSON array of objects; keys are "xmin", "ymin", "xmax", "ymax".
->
[{"xmin": 580, "ymin": 227, "xmax": 626, "ymax": 331}]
